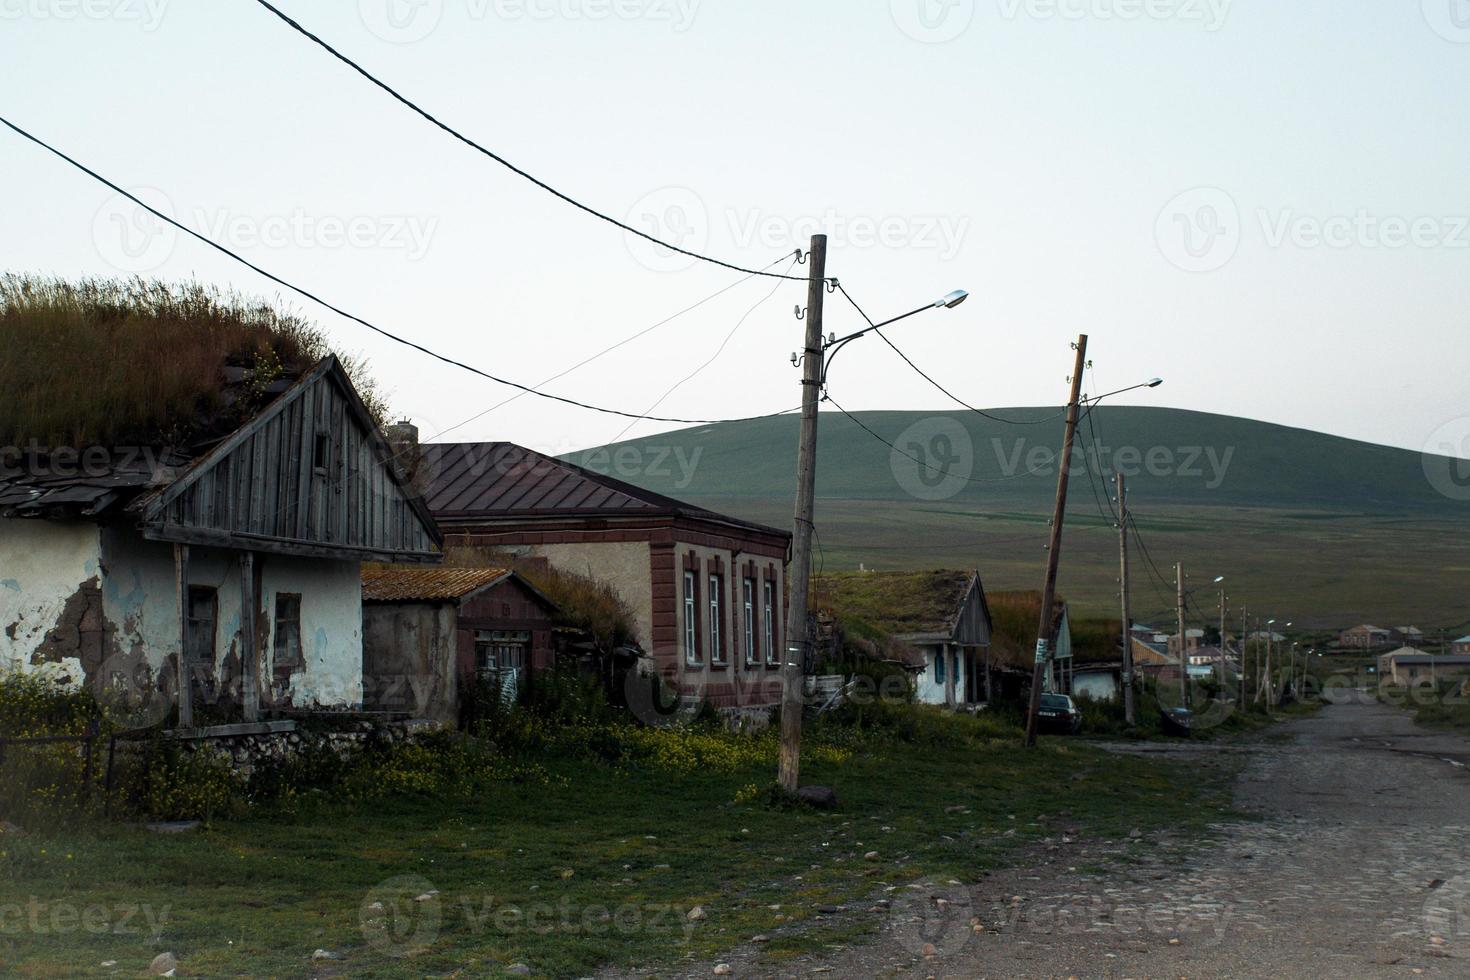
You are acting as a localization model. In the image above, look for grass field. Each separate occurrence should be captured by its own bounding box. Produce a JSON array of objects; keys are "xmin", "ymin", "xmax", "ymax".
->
[
  {"xmin": 564, "ymin": 406, "xmax": 1470, "ymax": 629},
  {"xmin": 0, "ymin": 716, "xmax": 1241, "ymax": 979}
]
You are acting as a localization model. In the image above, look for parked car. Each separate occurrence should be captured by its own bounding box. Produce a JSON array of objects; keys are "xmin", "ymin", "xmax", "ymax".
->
[{"xmin": 1031, "ymin": 692, "xmax": 1082, "ymax": 734}]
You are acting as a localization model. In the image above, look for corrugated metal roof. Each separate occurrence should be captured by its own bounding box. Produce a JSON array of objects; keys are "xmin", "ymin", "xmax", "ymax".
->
[
  {"xmin": 362, "ymin": 565, "xmax": 509, "ymax": 602},
  {"xmin": 420, "ymin": 442, "xmax": 788, "ymax": 538}
]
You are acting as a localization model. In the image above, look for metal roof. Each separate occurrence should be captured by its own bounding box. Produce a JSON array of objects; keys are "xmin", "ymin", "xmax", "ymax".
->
[
  {"xmin": 361, "ymin": 565, "xmax": 511, "ymax": 602},
  {"xmin": 421, "ymin": 442, "xmax": 788, "ymax": 538}
]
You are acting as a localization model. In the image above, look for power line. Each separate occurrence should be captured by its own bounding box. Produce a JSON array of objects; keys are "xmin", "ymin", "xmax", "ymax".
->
[
  {"xmin": 0, "ymin": 115, "xmax": 796, "ymax": 427},
  {"xmin": 250, "ymin": 0, "xmax": 807, "ymax": 284},
  {"xmin": 427, "ymin": 252, "xmax": 801, "ymax": 442},
  {"xmin": 822, "ymin": 393, "xmax": 1052, "ymax": 486},
  {"xmin": 603, "ymin": 255, "xmax": 800, "ymax": 444},
  {"xmin": 833, "ymin": 282, "xmax": 1065, "ymax": 426}
]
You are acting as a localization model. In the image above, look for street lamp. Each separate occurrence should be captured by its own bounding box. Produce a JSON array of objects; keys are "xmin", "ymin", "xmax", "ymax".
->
[
  {"xmin": 819, "ymin": 289, "xmax": 969, "ymax": 384},
  {"xmin": 778, "ymin": 244, "xmax": 968, "ymax": 794}
]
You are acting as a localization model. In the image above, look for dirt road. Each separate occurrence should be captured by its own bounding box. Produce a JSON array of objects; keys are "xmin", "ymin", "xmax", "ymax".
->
[{"xmin": 815, "ymin": 698, "xmax": 1470, "ymax": 979}]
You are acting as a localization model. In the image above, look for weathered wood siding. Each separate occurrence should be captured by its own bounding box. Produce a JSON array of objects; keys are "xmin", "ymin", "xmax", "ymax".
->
[{"xmin": 147, "ymin": 365, "xmax": 438, "ymax": 561}]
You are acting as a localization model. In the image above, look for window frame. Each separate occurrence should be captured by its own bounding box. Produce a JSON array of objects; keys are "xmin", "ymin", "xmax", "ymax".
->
[
  {"xmin": 186, "ymin": 586, "xmax": 217, "ymax": 663},
  {"xmin": 763, "ymin": 578, "xmax": 778, "ymax": 667},
  {"xmin": 934, "ymin": 648, "xmax": 946, "ymax": 684},
  {"xmin": 742, "ymin": 577, "xmax": 757, "ymax": 667},
  {"xmin": 708, "ymin": 573, "xmax": 725, "ymax": 665},
  {"xmin": 273, "ymin": 592, "xmax": 303, "ymax": 668},
  {"xmin": 683, "ymin": 570, "xmax": 700, "ymax": 666}
]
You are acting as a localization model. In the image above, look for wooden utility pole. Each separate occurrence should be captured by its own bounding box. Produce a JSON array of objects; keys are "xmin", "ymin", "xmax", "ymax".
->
[
  {"xmin": 778, "ymin": 233, "xmax": 826, "ymax": 794},
  {"xmin": 1175, "ymin": 562, "xmax": 1188, "ymax": 705},
  {"xmin": 1239, "ymin": 606, "xmax": 1248, "ymax": 705},
  {"xmin": 1218, "ymin": 587, "xmax": 1228, "ymax": 699},
  {"xmin": 1023, "ymin": 334, "xmax": 1088, "ymax": 748},
  {"xmin": 1116, "ymin": 471, "xmax": 1135, "ymax": 725}
]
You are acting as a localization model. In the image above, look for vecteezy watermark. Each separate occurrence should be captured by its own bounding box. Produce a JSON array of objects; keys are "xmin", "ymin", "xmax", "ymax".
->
[
  {"xmin": 727, "ymin": 209, "xmax": 969, "ymax": 262},
  {"xmin": 995, "ymin": 0, "xmax": 1232, "ymax": 29},
  {"xmin": 1257, "ymin": 209, "xmax": 1470, "ymax": 252},
  {"xmin": 889, "ymin": 882, "xmax": 978, "ymax": 960},
  {"xmin": 1421, "ymin": 0, "xmax": 1470, "ymax": 43},
  {"xmin": 984, "ymin": 894, "xmax": 1234, "ymax": 942},
  {"xmin": 360, "ymin": 876, "xmax": 697, "ymax": 957},
  {"xmin": 0, "ymin": 0, "xmax": 169, "ymax": 30},
  {"xmin": 890, "ymin": 0, "xmax": 976, "ymax": 44},
  {"xmin": 623, "ymin": 190, "xmax": 970, "ymax": 272},
  {"xmin": 90, "ymin": 192, "xmax": 440, "ymax": 273},
  {"xmin": 1158, "ymin": 188, "xmax": 1470, "ymax": 272},
  {"xmin": 1155, "ymin": 187, "xmax": 1241, "ymax": 274},
  {"xmin": 890, "ymin": 417, "xmax": 975, "ymax": 501},
  {"xmin": 572, "ymin": 445, "xmax": 704, "ymax": 490},
  {"xmin": 193, "ymin": 209, "xmax": 438, "ymax": 262},
  {"xmin": 359, "ymin": 0, "xmax": 698, "ymax": 43},
  {"xmin": 92, "ymin": 187, "xmax": 178, "ymax": 274},
  {"xmin": 1423, "ymin": 417, "xmax": 1470, "ymax": 502},
  {"xmin": 0, "ymin": 898, "xmax": 170, "ymax": 938},
  {"xmin": 624, "ymin": 186, "xmax": 709, "ymax": 273},
  {"xmin": 992, "ymin": 439, "xmax": 1235, "ymax": 488}
]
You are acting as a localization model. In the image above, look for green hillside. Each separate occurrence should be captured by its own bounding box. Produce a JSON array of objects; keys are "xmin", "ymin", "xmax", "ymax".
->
[{"xmin": 564, "ymin": 408, "xmax": 1470, "ymax": 630}]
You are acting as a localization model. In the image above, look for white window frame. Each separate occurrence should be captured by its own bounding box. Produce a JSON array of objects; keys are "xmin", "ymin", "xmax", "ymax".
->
[
  {"xmin": 709, "ymin": 573, "xmax": 724, "ymax": 664},
  {"xmin": 743, "ymin": 578, "xmax": 756, "ymax": 666},
  {"xmin": 683, "ymin": 571, "xmax": 699, "ymax": 665},
  {"xmin": 763, "ymin": 580, "xmax": 776, "ymax": 665}
]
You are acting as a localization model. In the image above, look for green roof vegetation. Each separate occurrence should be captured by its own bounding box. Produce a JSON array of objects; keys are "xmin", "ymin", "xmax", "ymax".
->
[
  {"xmin": 0, "ymin": 274, "xmax": 385, "ymax": 450},
  {"xmin": 815, "ymin": 569, "xmax": 973, "ymax": 641}
]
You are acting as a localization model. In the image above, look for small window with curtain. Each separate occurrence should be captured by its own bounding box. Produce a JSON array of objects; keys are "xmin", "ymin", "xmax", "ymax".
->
[
  {"xmin": 274, "ymin": 593, "xmax": 302, "ymax": 667},
  {"xmin": 763, "ymin": 580, "xmax": 777, "ymax": 666},
  {"xmin": 935, "ymin": 649, "xmax": 946, "ymax": 683}
]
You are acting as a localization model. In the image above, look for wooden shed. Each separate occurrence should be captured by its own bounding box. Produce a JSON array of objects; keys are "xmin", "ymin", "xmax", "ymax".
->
[{"xmin": 361, "ymin": 566, "xmax": 558, "ymax": 722}]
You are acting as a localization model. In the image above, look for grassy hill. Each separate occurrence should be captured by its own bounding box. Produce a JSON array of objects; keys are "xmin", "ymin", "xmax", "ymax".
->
[{"xmin": 564, "ymin": 407, "xmax": 1470, "ymax": 631}]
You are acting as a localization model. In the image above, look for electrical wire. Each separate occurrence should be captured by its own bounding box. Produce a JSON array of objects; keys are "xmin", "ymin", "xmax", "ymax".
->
[
  {"xmin": 427, "ymin": 252, "xmax": 801, "ymax": 443},
  {"xmin": 602, "ymin": 255, "xmax": 800, "ymax": 445},
  {"xmin": 250, "ymin": 0, "xmax": 808, "ymax": 284},
  {"xmin": 822, "ymin": 393, "xmax": 1053, "ymax": 486},
  {"xmin": 0, "ymin": 115, "xmax": 797, "ymax": 427},
  {"xmin": 833, "ymin": 282, "xmax": 1065, "ymax": 426}
]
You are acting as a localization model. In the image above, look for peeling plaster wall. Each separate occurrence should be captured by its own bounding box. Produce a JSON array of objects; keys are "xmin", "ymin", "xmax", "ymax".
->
[
  {"xmin": 0, "ymin": 519, "xmax": 103, "ymax": 685},
  {"xmin": 98, "ymin": 526, "xmax": 364, "ymax": 711},
  {"xmin": 362, "ymin": 602, "xmax": 457, "ymax": 722}
]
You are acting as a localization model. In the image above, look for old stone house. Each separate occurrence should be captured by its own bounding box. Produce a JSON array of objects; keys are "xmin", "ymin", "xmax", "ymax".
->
[{"xmin": 0, "ymin": 356, "xmax": 442, "ymax": 726}]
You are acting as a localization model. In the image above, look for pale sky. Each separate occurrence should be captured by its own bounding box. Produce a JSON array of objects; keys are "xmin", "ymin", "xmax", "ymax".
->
[{"xmin": 3, "ymin": 1, "xmax": 1467, "ymax": 458}]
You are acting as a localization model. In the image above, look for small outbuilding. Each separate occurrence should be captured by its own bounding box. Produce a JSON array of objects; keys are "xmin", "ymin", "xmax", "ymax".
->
[{"xmin": 361, "ymin": 565, "xmax": 558, "ymax": 722}]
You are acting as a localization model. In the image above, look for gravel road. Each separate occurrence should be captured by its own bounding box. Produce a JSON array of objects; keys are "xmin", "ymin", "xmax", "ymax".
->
[
  {"xmin": 830, "ymin": 697, "xmax": 1470, "ymax": 979},
  {"xmin": 640, "ymin": 698, "xmax": 1470, "ymax": 979}
]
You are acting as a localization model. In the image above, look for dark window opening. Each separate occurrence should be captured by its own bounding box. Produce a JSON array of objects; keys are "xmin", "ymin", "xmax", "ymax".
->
[
  {"xmin": 313, "ymin": 431, "xmax": 331, "ymax": 474},
  {"xmin": 186, "ymin": 586, "xmax": 217, "ymax": 663},
  {"xmin": 274, "ymin": 593, "xmax": 302, "ymax": 667}
]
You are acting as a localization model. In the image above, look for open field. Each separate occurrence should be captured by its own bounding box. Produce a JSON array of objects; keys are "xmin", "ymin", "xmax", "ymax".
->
[
  {"xmin": 575, "ymin": 406, "xmax": 1470, "ymax": 629},
  {"xmin": 689, "ymin": 496, "xmax": 1470, "ymax": 628},
  {"xmin": 0, "ymin": 718, "xmax": 1239, "ymax": 979}
]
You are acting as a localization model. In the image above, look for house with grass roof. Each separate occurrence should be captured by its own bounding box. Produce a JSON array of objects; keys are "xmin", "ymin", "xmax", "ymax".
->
[
  {"xmin": 816, "ymin": 569, "xmax": 994, "ymax": 707},
  {"xmin": 0, "ymin": 278, "xmax": 441, "ymax": 728}
]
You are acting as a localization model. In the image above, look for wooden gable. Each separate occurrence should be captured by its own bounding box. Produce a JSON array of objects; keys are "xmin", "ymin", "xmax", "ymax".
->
[{"xmin": 139, "ymin": 357, "xmax": 442, "ymax": 563}]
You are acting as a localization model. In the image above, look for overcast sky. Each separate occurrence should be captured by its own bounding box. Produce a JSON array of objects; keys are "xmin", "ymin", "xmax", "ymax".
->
[{"xmin": 3, "ymin": 1, "xmax": 1467, "ymax": 458}]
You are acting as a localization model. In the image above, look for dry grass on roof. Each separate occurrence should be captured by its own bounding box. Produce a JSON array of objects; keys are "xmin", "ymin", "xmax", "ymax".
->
[
  {"xmin": 0, "ymin": 274, "xmax": 386, "ymax": 450},
  {"xmin": 814, "ymin": 569, "xmax": 974, "ymax": 641}
]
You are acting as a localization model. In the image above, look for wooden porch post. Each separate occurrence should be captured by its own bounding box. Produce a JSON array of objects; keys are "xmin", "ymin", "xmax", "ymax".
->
[
  {"xmin": 174, "ymin": 543, "xmax": 192, "ymax": 728},
  {"xmin": 240, "ymin": 552, "xmax": 259, "ymax": 722}
]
